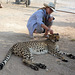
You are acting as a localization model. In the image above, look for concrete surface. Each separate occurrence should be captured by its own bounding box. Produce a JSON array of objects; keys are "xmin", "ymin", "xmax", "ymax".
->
[{"xmin": 0, "ymin": 2, "xmax": 75, "ymax": 75}]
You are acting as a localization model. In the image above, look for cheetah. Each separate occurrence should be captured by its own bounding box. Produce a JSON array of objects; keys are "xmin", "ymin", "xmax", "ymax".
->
[{"xmin": 0, "ymin": 33, "xmax": 75, "ymax": 71}]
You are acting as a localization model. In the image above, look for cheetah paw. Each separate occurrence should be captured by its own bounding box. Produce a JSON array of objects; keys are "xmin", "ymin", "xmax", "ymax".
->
[
  {"xmin": 30, "ymin": 65, "xmax": 39, "ymax": 71},
  {"xmin": 35, "ymin": 63, "xmax": 47, "ymax": 69},
  {"xmin": 67, "ymin": 54, "xmax": 75, "ymax": 59},
  {"xmin": 62, "ymin": 59, "xmax": 68, "ymax": 62}
]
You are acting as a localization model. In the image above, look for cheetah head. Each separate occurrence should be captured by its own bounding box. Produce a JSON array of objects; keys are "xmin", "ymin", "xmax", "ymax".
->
[{"xmin": 47, "ymin": 33, "xmax": 60, "ymax": 42}]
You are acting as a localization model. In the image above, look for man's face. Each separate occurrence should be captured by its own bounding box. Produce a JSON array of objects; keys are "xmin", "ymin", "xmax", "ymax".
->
[{"xmin": 46, "ymin": 7, "xmax": 53, "ymax": 14}]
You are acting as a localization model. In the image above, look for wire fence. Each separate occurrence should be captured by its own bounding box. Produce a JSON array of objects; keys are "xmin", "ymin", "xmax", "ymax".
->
[
  {"xmin": 31, "ymin": 0, "xmax": 75, "ymax": 14},
  {"xmin": 55, "ymin": 0, "xmax": 75, "ymax": 14},
  {"xmin": 0, "ymin": 0, "xmax": 75, "ymax": 14}
]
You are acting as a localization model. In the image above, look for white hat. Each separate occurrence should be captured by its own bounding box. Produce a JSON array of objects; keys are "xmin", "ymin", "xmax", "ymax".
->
[{"xmin": 44, "ymin": 2, "xmax": 56, "ymax": 12}]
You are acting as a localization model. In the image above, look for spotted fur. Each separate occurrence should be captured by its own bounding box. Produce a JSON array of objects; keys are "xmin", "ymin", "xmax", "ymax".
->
[{"xmin": 0, "ymin": 33, "xmax": 75, "ymax": 71}]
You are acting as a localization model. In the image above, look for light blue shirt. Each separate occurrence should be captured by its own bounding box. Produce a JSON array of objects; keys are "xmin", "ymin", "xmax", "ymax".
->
[{"xmin": 27, "ymin": 9, "xmax": 47, "ymax": 36}]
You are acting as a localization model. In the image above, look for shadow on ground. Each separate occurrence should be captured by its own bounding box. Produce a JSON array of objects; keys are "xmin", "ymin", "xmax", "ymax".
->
[{"xmin": 0, "ymin": 31, "xmax": 75, "ymax": 75}]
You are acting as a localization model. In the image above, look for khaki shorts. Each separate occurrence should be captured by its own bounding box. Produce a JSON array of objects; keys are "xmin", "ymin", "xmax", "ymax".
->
[{"xmin": 36, "ymin": 21, "xmax": 53, "ymax": 33}]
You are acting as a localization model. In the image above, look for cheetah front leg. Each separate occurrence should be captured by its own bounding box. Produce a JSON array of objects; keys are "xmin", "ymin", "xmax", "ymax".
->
[
  {"xmin": 23, "ymin": 59, "xmax": 47, "ymax": 71},
  {"xmin": 54, "ymin": 45, "xmax": 68, "ymax": 62},
  {"xmin": 66, "ymin": 54, "xmax": 75, "ymax": 59},
  {"xmin": 22, "ymin": 51, "xmax": 39, "ymax": 71},
  {"xmin": 48, "ymin": 45, "xmax": 68, "ymax": 62},
  {"xmin": 22, "ymin": 58, "xmax": 39, "ymax": 71},
  {"xmin": 22, "ymin": 53, "xmax": 46, "ymax": 71},
  {"xmin": 55, "ymin": 45, "xmax": 75, "ymax": 60}
]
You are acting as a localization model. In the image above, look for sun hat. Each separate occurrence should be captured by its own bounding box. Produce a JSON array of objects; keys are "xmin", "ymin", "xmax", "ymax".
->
[{"xmin": 44, "ymin": 2, "xmax": 56, "ymax": 12}]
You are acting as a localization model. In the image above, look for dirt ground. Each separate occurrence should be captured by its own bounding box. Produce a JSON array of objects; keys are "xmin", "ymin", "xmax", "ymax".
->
[{"xmin": 0, "ymin": 3, "xmax": 75, "ymax": 75}]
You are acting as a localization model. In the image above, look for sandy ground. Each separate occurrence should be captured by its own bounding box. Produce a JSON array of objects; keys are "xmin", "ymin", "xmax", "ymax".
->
[{"xmin": 0, "ymin": 3, "xmax": 75, "ymax": 75}]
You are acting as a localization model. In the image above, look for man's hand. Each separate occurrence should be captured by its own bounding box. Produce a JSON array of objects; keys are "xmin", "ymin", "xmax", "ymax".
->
[
  {"xmin": 49, "ymin": 29, "xmax": 53, "ymax": 34},
  {"xmin": 48, "ymin": 17, "xmax": 54, "ymax": 22}
]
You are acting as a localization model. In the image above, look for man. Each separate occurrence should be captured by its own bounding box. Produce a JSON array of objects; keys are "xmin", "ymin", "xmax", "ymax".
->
[{"xmin": 27, "ymin": 2, "xmax": 56, "ymax": 38}]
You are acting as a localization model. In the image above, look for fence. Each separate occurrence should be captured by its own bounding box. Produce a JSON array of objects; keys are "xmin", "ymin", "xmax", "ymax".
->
[
  {"xmin": 55, "ymin": 0, "xmax": 75, "ymax": 14},
  {"xmin": 31, "ymin": 0, "xmax": 75, "ymax": 14},
  {"xmin": 0, "ymin": 0, "xmax": 75, "ymax": 14}
]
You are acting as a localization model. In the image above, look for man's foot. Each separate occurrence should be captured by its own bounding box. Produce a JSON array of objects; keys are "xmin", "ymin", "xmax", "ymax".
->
[
  {"xmin": 30, "ymin": 36, "xmax": 34, "ymax": 39},
  {"xmin": 33, "ymin": 29, "xmax": 37, "ymax": 33},
  {"xmin": 43, "ymin": 34, "xmax": 49, "ymax": 38}
]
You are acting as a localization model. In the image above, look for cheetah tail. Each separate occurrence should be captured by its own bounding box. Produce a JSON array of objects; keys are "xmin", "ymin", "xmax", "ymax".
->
[{"xmin": 0, "ymin": 48, "xmax": 13, "ymax": 70}]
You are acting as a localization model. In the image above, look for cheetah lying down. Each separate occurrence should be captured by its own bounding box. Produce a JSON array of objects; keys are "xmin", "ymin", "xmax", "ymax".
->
[{"xmin": 0, "ymin": 33, "xmax": 75, "ymax": 71}]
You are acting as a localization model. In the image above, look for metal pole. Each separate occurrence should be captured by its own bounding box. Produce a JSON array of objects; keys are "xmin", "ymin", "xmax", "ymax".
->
[
  {"xmin": 54, "ymin": 0, "xmax": 56, "ymax": 6},
  {"xmin": 7, "ymin": 0, "xmax": 8, "ymax": 4},
  {"xmin": 56, "ymin": 9, "xmax": 75, "ymax": 14}
]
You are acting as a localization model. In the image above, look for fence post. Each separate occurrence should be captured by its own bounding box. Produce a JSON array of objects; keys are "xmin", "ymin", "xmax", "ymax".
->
[
  {"xmin": 54, "ymin": 0, "xmax": 56, "ymax": 6},
  {"xmin": 7, "ymin": 0, "xmax": 8, "ymax": 4}
]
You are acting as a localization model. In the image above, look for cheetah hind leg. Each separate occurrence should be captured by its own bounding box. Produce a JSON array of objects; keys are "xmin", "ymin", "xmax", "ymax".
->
[
  {"xmin": 23, "ymin": 59, "xmax": 39, "ymax": 71},
  {"xmin": 34, "ymin": 63, "xmax": 47, "ymax": 69}
]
